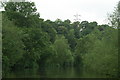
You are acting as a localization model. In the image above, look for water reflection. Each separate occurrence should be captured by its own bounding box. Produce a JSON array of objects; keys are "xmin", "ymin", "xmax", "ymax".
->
[
  {"xmin": 5, "ymin": 67, "xmax": 107, "ymax": 78},
  {"xmin": 41, "ymin": 67, "xmax": 83, "ymax": 78}
]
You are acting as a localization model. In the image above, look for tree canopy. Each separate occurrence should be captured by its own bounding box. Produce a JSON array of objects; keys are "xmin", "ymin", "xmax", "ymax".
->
[{"xmin": 1, "ymin": 1, "xmax": 119, "ymax": 78}]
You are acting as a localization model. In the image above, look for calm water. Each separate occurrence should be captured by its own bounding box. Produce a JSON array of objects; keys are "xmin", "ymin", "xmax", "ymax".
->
[{"xmin": 5, "ymin": 67, "xmax": 107, "ymax": 78}]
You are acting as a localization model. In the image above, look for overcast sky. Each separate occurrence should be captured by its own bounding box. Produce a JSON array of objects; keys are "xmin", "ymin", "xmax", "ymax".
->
[
  {"xmin": 28, "ymin": 0, "xmax": 118, "ymax": 25},
  {"xmin": 1, "ymin": 0, "xmax": 119, "ymax": 24}
]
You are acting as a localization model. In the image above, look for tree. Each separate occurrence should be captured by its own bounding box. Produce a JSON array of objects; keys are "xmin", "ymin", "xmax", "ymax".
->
[
  {"xmin": 4, "ymin": 2, "xmax": 40, "ymax": 27},
  {"xmin": 15, "ymin": 28, "xmax": 51, "ymax": 69},
  {"xmin": 2, "ymin": 13, "xmax": 24, "ymax": 76},
  {"xmin": 63, "ymin": 19, "xmax": 72, "ymax": 30},
  {"xmin": 108, "ymin": 1, "xmax": 120, "ymax": 28},
  {"xmin": 4, "ymin": 2, "xmax": 39, "ymax": 17},
  {"xmin": 82, "ymin": 27, "xmax": 118, "ymax": 77},
  {"xmin": 55, "ymin": 19, "xmax": 63, "ymax": 26},
  {"xmin": 57, "ymin": 26, "xmax": 68, "ymax": 35},
  {"xmin": 80, "ymin": 21, "xmax": 89, "ymax": 29},
  {"xmin": 74, "ymin": 32, "xmax": 95, "ymax": 67},
  {"xmin": 53, "ymin": 35, "xmax": 74, "ymax": 67},
  {"xmin": 41, "ymin": 20, "xmax": 57, "ymax": 43},
  {"xmin": 79, "ymin": 21, "xmax": 97, "ymax": 37},
  {"xmin": 66, "ymin": 29, "xmax": 77, "ymax": 51},
  {"xmin": 72, "ymin": 21, "xmax": 81, "ymax": 38}
]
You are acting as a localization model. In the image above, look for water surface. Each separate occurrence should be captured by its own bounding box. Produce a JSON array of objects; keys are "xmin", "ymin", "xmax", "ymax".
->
[{"xmin": 5, "ymin": 67, "xmax": 107, "ymax": 78}]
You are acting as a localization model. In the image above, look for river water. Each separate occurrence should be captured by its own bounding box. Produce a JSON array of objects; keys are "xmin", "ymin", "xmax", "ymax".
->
[{"xmin": 5, "ymin": 67, "xmax": 107, "ymax": 78}]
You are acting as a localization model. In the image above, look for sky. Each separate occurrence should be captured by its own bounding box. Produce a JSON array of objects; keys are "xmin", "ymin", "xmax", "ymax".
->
[
  {"xmin": 0, "ymin": 0, "xmax": 119, "ymax": 24},
  {"xmin": 29, "ymin": 0, "xmax": 119, "ymax": 25}
]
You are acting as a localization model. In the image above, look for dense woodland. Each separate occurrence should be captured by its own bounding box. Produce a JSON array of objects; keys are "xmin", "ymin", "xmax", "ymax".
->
[{"xmin": 1, "ymin": 1, "xmax": 120, "ymax": 78}]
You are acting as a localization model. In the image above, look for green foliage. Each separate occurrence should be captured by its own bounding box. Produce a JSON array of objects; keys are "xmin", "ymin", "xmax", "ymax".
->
[
  {"xmin": 4, "ymin": 2, "xmax": 40, "ymax": 27},
  {"xmin": 2, "ymin": 1, "xmax": 119, "ymax": 78},
  {"xmin": 74, "ymin": 31, "xmax": 95, "ymax": 66},
  {"xmin": 41, "ymin": 20, "xmax": 57, "ymax": 43},
  {"xmin": 80, "ymin": 21, "xmax": 97, "ymax": 37},
  {"xmin": 63, "ymin": 19, "xmax": 72, "ymax": 30},
  {"xmin": 66, "ymin": 29, "xmax": 77, "ymax": 51},
  {"xmin": 16, "ymin": 28, "xmax": 51, "ymax": 69},
  {"xmin": 108, "ymin": 1, "xmax": 120, "ymax": 27},
  {"xmin": 57, "ymin": 26, "xmax": 67, "ymax": 35},
  {"xmin": 55, "ymin": 19, "xmax": 63, "ymax": 26},
  {"xmin": 2, "ymin": 14, "xmax": 24, "ymax": 75},
  {"xmin": 72, "ymin": 21, "xmax": 81, "ymax": 38},
  {"xmin": 82, "ymin": 27, "xmax": 118, "ymax": 77},
  {"xmin": 4, "ymin": 2, "xmax": 38, "ymax": 17},
  {"xmin": 52, "ymin": 35, "xmax": 74, "ymax": 66}
]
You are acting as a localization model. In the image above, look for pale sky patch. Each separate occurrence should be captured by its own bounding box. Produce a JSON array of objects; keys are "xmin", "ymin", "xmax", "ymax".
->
[
  {"xmin": 1, "ymin": 0, "xmax": 119, "ymax": 24},
  {"xmin": 29, "ymin": 0, "xmax": 119, "ymax": 25}
]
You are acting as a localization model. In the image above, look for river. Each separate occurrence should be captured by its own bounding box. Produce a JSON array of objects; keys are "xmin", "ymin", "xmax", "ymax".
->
[{"xmin": 5, "ymin": 67, "xmax": 107, "ymax": 78}]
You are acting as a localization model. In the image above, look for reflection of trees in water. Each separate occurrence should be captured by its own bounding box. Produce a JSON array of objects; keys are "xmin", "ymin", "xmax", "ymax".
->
[
  {"xmin": 39, "ymin": 66, "xmax": 83, "ymax": 78},
  {"xmin": 5, "ymin": 66, "xmax": 109, "ymax": 78}
]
